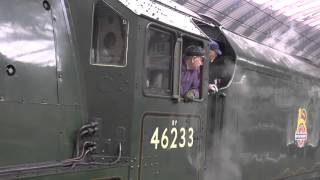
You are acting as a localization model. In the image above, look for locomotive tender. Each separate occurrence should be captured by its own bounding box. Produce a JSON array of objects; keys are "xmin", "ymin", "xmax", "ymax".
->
[{"xmin": 0, "ymin": 0, "xmax": 320, "ymax": 179}]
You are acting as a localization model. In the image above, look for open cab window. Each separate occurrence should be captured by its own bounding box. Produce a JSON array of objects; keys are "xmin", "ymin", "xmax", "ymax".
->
[
  {"xmin": 144, "ymin": 26, "xmax": 174, "ymax": 96},
  {"xmin": 194, "ymin": 21, "xmax": 236, "ymax": 90},
  {"xmin": 180, "ymin": 37, "xmax": 204, "ymax": 101},
  {"xmin": 91, "ymin": 0, "xmax": 128, "ymax": 67}
]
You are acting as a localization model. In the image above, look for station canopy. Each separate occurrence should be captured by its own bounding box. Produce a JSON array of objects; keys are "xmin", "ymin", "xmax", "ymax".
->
[{"xmin": 174, "ymin": 0, "xmax": 320, "ymax": 66}]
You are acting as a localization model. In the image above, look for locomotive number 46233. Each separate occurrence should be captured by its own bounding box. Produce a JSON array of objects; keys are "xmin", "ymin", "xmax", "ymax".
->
[{"xmin": 150, "ymin": 126, "xmax": 194, "ymax": 150}]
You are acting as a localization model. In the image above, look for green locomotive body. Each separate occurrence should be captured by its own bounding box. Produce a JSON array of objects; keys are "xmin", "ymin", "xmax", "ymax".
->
[{"xmin": 0, "ymin": 0, "xmax": 319, "ymax": 180}]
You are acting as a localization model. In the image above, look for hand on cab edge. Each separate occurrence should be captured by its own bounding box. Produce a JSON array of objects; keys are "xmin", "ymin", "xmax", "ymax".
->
[
  {"xmin": 209, "ymin": 83, "xmax": 218, "ymax": 93},
  {"xmin": 184, "ymin": 90, "xmax": 195, "ymax": 102}
]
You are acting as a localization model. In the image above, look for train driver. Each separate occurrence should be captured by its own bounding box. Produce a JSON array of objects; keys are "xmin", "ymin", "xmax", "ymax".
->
[{"xmin": 180, "ymin": 45, "xmax": 205, "ymax": 101}]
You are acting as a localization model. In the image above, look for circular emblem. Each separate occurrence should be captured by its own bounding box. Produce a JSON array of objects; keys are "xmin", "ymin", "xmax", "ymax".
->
[{"xmin": 294, "ymin": 108, "xmax": 307, "ymax": 148}]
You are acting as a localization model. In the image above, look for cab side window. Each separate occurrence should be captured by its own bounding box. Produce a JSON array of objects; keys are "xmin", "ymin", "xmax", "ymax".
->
[
  {"xmin": 180, "ymin": 37, "xmax": 204, "ymax": 100},
  {"xmin": 91, "ymin": 1, "xmax": 128, "ymax": 66},
  {"xmin": 144, "ymin": 27, "xmax": 173, "ymax": 95}
]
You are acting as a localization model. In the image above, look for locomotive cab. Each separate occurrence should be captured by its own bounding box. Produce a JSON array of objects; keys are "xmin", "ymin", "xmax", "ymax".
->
[{"xmin": 69, "ymin": 0, "xmax": 212, "ymax": 180}]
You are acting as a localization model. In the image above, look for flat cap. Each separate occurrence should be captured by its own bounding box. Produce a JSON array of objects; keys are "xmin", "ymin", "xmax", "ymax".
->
[{"xmin": 184, "ymin": 45, "xmax": 205, "ymax": 57}]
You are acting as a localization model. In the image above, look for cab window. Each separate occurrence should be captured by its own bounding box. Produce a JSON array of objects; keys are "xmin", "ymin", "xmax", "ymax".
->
[
  {"xmin": 144, "ymin": 26, "xmax": 173, "ymax": 96},
  {"xmin": 181, "ymin": 37, "xmax": 204, "ymax": 100},
  {"xmin": 195, "ymin": 22, "xmax": 236, "ymax": 90},
  {"xmin": 91, "ymin": 1, "xmax": 128, "ymax": 66}
]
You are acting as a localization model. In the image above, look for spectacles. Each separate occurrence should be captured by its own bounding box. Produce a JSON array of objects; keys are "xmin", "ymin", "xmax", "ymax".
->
[{"xmin": 194, "ymin": 56, "xmax": 206, "ymax": 62}]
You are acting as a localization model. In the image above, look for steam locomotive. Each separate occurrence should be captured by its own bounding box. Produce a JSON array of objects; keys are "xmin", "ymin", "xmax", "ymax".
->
[{"xmin": 0, "ymin": 0, "xmax": 319, "ymax": 179}]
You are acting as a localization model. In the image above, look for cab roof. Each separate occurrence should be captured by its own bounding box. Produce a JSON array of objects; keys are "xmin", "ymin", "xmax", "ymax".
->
[{"xmin": 117, "ymin": 0, "xmax": 207, "ymax": 38}]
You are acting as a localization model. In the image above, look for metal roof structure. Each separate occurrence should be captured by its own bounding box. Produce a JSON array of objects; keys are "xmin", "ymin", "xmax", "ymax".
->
[
  {"xmin": 175, "ymin": 0, "xmax": 320, "ymax": 66},
  {"xmin": 118, "ymin": 0, "xmax": 207, "ymax": 37}
]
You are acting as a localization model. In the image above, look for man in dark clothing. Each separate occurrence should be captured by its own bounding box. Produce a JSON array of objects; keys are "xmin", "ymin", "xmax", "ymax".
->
[
  {"xmin": 180, "ymin": 45, "xmax": 205, "ymax": 101},
  {"xmin": 208, "ymin": 40, "xmax": 222, "ymax": 93}
]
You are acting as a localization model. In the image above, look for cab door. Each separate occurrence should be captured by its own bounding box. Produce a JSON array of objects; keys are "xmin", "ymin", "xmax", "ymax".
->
[
  {"xmin": 85, "ymin": 0, "xmax": 132, "ymax": 161},
  {"xmin": 138, "ymin": 24, "xmax": 208, "ymax": 180}
]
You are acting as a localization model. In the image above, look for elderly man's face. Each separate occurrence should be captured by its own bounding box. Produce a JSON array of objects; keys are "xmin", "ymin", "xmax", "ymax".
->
[
  {"xmin": 191, "ymin": 56, "xmax": 203, "ymax": 69},
  {"xmin": 209, "ymin": 50, "xmax": 218, "ymax": 63}
]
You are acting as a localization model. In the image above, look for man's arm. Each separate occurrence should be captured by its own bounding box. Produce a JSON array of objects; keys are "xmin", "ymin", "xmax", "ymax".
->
[{"xmin": 190, "ymin": 71, "xmax": 200, "ymax": 98}]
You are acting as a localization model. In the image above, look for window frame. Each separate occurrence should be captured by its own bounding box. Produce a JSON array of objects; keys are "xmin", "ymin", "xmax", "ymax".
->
[
  {"xmin": 143, "ymin": 23, "xmax": 176, "ymax": 98},
  {"xmin": 90, "ymin": 0, "xmax": 129, "ymax": 67},
  {"xmin": 180, "ymin": 34, "xmax": 206, "ymax": 102}
]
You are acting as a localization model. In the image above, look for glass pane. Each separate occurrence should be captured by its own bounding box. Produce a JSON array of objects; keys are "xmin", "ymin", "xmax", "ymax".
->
[
  {"xmin": 92, "ymin": 1, "xmax": 128, "ymax": 66},
  {"xmin": 145, "ymin": 28, "xmax": 173, "ymax": 95}
]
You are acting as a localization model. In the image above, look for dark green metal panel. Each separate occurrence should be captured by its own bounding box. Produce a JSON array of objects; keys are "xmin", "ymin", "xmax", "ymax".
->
[
  {"xmin": 205, "ymin": 59, "xmax": 320, "ymax": 180},
  {"xmin": 0, "ymin": 0, "xmax": 58, "ymax": 104},
  {"xmin": 0, "ymin": 0, "xmax": 84, "ymax": 168},
  {"xmin": 67, "ymin": 0, "xmax": 137, "ymax": 159},
  {"xmin": 234, "ymin": 66, "xmax": 319, "ymax": 180},
  {"xmin": 21, "ymin": 166, "xmax": 128, "ymax": 180},
  {"xmin": 0, "ymin": 102, "xmax": 82, "ymax": 166},
  {"xmin": 140, "ymin": 113, "xmax": 201, "ymax": 180},
  {"xmin": 51, "ymin": 0, "xmax": 83, "ymax": 105}
]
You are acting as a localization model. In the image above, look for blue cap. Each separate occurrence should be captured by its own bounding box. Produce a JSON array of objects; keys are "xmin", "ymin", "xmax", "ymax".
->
[{"xmin": 209, "ymin": 41, "xmax": 222, "ymax": 56}]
